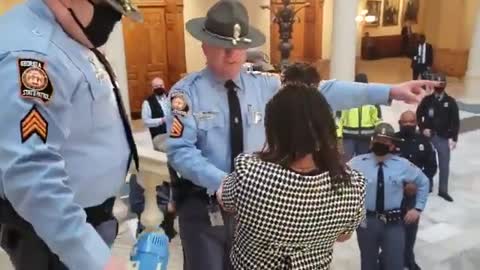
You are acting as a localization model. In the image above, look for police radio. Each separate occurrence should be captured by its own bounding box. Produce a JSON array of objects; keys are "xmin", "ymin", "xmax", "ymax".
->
[
  {"xmin": 128, "ymin": 171, "xmax": 170, "ymax": 270},
  {"xmin": 129, "ymin": 228, "xmax": 169, "ymax": 270}
]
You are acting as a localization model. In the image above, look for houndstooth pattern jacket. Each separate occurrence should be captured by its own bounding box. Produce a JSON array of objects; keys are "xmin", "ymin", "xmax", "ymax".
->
[{"xmin": 222, "ymin": 154, "xmax": 366, "ymax": 270}]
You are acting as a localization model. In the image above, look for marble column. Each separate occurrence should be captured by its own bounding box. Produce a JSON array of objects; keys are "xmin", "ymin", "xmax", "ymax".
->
[
  {"xmin": 104, "ymin": 22, "xmax": 132, "ymax": 118},
  {"xmin": 330, "ymin": 0, "xmax": 360, "ymax": 81},
  {"xmin": 464, "ymin": 9, "xmax": 480, "ymax": 102}
]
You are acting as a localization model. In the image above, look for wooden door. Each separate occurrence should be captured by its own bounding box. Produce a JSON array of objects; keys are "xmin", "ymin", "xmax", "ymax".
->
[
  {"xmin": 123, "ymin": 0, "xmax": 186, "ymax": 119},
  {"xmin": 270, "ymin": 0, "xmax": 323, "ymax": 65}
]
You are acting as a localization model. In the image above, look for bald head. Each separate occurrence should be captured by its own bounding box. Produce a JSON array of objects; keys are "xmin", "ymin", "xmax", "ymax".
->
[
  {"xmin": 151, "ymin": 77, "xmax": 165, "ymax": 89},
  {"xmin": 399, "ymin": 110, "xmax": 417, "ymax": 126}
]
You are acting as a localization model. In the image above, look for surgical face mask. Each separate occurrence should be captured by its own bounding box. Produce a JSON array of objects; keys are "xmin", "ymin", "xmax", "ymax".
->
[
  {"xmin": 371, "ymin": 142, "xmax": 390, "ymax": 156},
  {"xmin": 399, "ymin": 125, "xmax": 416, "ymax": 137},
  {"xmin": 434, "ymin": 87, "xmax": 445, "ymax": 94},
  {"xmin": 69, "ymin": 0, "xmax": 122, "ymax": 48}
]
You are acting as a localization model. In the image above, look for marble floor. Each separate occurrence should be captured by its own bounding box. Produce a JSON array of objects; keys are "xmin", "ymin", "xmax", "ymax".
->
[{"xmin": 2, "ymin": 57, "xmax": 480, "ymax": 269}]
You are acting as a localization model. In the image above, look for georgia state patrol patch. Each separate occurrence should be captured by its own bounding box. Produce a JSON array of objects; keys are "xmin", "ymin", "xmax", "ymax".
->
[
  {"xmin": 18, "ymin": 58, "xmax": 53, "ymax": 103},
  {"xmin": 171, "ymin": 92, "xmax": 189, "ymax": 116}
]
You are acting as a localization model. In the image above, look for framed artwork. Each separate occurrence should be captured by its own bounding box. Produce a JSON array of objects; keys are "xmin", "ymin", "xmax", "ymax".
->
[
  {"xmin": 365, "ymin": 0, "xmax": 381, "ymax": 26},
  {"xmin": 382, "ymin": 0, "xmax": 400, "ymax": 26},
  {"xmin": 404, "ymin": 0, "xmax": 420, "ymax": 23}
]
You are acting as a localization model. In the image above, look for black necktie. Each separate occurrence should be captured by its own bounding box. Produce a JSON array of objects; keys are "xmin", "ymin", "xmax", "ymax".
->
[
  {"xmin": 90, "ymin": 48, "xmax": 139, "ymax": 171},
  {"xmin": 225, "ymin": 80, "xmax": 244, "ymax": 172},
  {"xmin": 376, "ymin": 162, "xmax": 385, "ymax": 212}
]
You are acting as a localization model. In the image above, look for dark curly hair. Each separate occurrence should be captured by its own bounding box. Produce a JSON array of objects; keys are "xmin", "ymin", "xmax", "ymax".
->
[
  {"xmin": 258, "ymin": 83, "xmax": 349, "ymax": 185},
  {"xmin": 281, "ymin": 62, "xmax": 321, "ymax": 87}
]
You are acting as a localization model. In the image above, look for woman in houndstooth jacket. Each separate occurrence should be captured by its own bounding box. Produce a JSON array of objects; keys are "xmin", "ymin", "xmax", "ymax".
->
[{"xmin": 218, "ymin": 83, "xmax": 367, "ymax": 270}]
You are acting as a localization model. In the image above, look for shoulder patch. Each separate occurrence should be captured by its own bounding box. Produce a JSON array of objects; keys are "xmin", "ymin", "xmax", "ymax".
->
[
  {"xmin": 170, "ymin": 116, "xmax": 184, "ymax": 138},
  {"xmin": 18, "ymin": 58, "xmax": 53, "ymax": 103},
  {"xmin": 170, "ymin": 92, "xmax": 190, "ymax": 116},
  {"xmin": 20, "ymin": 105, "xmax": 48, "ymax": 143}
]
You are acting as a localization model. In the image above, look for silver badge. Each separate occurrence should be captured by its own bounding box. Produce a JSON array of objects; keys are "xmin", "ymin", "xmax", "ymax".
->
[
  {"xmin": 444, "ymin": 102, "xmax": 449, "ymax": 108},
  {"xmin": 419, "ymin": 144, "xmax": 425, "ymax": 151},
  {"xmin": 428, "ymin": 108, "xmax": 434, "ymax": 117}
]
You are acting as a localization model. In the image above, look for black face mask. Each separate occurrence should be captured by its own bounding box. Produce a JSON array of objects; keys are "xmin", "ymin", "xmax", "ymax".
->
[
  {"xmin": 371, "ymin": 142, "xmax": 390, "ymax": 156},
  {"xmin": 434, "ymin": 87, "xmax": 445, "ymax": 94},
  {"xmin": 69, "ymin": 0, "xmax": 122, "ymax": 48},
  {"xmin": 154, "ymin": 87, "xmax": 166, "ymax": 96},
  {"xmin": 399, "ymin": 125, "xmax": 416, "ymax": 137}
]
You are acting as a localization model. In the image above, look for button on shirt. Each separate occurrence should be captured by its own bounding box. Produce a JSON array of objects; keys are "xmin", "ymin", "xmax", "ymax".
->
[
  {"xmin": 0, "ymin": 1, "xmax": 129, "ymax": 269},
  {"xmin": 349, "ymin": 153, "xmax": 429, "ymax": 211},
  {"xmin": 166, "ymin": 68, "xmax": 392, "ymax": 193}
]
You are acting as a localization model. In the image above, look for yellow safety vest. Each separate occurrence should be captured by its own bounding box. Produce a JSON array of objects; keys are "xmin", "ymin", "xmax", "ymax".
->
[{"xmin": 341, "ymin": 105, "xmax": 382, "ymax": 138}]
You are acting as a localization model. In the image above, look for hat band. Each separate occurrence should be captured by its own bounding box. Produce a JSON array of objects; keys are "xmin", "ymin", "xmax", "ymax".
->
[{"xmin": 202, "ymin": 27, "xmax": 252, "ymax": 46}]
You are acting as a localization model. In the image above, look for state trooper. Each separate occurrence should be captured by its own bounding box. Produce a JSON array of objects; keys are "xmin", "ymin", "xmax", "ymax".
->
[
  {"xmin": 395, "ymin": 110, "xmax": 437, "ymax": 270},
  {"xmin": 165, "ymin": 1, "xmax": 438, "ymax": 269},
  {"xmin": 349, "ymin": 123, "xmax": 430, "ymax": 270},
  {"xmin": 0, "ymin": 0, "xmax": 142, "ymax": 269}
]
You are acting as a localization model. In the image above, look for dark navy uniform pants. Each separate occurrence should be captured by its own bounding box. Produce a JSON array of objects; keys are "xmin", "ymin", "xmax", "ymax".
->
[
  {"xmin": 179, "ymin": 195, "xmax": 235, "ymax": 270},
  {"xmin": 357, "ymin": 216, "xmax": 405, "ymax": 270}
]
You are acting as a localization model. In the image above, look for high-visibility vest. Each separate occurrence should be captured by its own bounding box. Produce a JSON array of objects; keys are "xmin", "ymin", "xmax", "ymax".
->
[{"xmin": 341, "ymin": 105, "xmax": 382, "ymax": 138}]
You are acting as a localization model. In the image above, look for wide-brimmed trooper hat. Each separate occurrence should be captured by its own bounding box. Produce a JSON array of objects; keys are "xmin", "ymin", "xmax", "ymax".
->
[
  {"xmin": 246, "ymin": 48, "xmax": 275, "ymax": 72},
  {"xmin": 373, "ymin": 123, "xmax": 402, "ymax": 141},
  {"xmin": 186, "ymin": 0, "xmax": 266, "ymax": 49},
  {"xmin": 101, "ymin": 0, "xmax": 143, "ymax": 22}
]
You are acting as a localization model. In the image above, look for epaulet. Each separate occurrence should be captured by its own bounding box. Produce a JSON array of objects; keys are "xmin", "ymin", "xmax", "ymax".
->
[
  {"xmin": 170, "ymin": 72, "xmax": 202, "ymax": 94},
  {"xmin": 0, "ymin": 5, "xmax": 52, "ymax": 56}
]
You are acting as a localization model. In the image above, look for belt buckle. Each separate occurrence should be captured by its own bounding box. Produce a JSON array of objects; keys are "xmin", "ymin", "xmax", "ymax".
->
[{"xmin": 377, "ymin": 213, "xmax": 387, "ymax": 224}]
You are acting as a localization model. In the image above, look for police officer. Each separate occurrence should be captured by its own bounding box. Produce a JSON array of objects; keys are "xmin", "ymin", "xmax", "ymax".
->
[
  {"xmin": 417, "ymin": 73, "xmax": 460, "ymax": 202},
  {"xmin": 0, "ymin": 0, "xmax": 142, "ymax": 269},
  {"xmin": 165, "ymin": 2, "xmax": 438, "ymax": 270},
  {"xmin": 395, "ymin": 110, "xmax": 437, "ymax": 270},
  {"xmin": 349, "ymin": 123, "xmax": 429, "ymax": 270}
]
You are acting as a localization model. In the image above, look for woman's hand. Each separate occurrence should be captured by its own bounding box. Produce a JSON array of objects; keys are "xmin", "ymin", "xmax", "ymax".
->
[
  {"xmin": 216, "ymin": 180, "xmax": 225, "ymax": 209},
  {"xmin": 336, "ymin": 233, "xmax": 352, "ymax": 243}
]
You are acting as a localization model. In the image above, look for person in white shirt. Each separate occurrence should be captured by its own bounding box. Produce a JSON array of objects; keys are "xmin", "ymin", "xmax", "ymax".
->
[{"xmin": 141, "ymin": 77, "xmax": 168, "ymax": 136}]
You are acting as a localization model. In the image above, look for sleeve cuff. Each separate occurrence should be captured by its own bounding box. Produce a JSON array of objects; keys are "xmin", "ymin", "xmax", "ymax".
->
[
  {"xmin": 367, "ymin": 83, "xmax": 391, "ymax": 106},
  {"xmin": 207, "ymin": 170, "xmax": 228, "ymax": 195}
]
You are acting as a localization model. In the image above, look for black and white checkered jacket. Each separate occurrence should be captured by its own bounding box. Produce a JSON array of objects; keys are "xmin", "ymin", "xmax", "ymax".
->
[{"xmin": 222, "ymin": 154, "xmax": 366, "ymax": 270}]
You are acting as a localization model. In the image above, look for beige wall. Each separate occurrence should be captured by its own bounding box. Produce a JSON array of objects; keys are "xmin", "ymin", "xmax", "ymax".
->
[
  {"xmin": 322, "ymin": 0, "xmax": 334, "ymax": 59},
  {"xmin": 183, "ymin": 0, "xmax": 271, "ymax": 73},
  {"xmin": 0, "ymin": 0, "xmax": 23, "ymax": 14}
]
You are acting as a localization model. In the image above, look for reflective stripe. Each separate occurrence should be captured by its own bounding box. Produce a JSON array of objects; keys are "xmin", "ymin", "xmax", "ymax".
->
[{"xmin": 342, "ymin": 128, "xmax": 375, "ymax": 135}]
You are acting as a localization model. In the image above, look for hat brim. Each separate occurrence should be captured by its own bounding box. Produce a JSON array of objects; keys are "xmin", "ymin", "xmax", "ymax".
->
[
  {"xmin": 103, "ymin": 0, "xmax": 143, "ymax": 22},
  {"xmin": 374, "ymin": 134, "xmax": 403, "ymax": 142},
  {"xmin": 186, "ymin": 18, "xmax": 266, "ymax": 49}
]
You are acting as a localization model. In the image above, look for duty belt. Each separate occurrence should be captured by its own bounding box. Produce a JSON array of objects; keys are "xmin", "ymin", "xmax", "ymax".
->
[{"xmin": 367, "ymin": 209, "xmax": 402, "ymax": 224}]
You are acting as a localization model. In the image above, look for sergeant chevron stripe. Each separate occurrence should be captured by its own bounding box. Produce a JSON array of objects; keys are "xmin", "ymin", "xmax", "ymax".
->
[
  {"xmin": 20, "ymin": 106, "xmax": 48, "ymax": 143},
  {"xmin": 170, "ymin": 115, "xmax": 184, "ymax": 138}
]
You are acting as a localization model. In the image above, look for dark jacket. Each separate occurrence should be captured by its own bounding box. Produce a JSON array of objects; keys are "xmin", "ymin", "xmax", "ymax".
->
[
  {"xmin": 411, "ymin": 42, "xmax": 433, "ymax": 68},
  {"xmin": 417, "ymin": 93, "xmax": 460, "ymax": 141},
  {"xmin": 395, "ymin": 131, "xmax": 437, "ymax": 179}
]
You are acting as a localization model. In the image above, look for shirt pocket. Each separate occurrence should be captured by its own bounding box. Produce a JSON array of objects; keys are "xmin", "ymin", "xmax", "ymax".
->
[
  {"xmin": 88, "ymin": 81, "xmax": 119, "ymax": 129},
  {"xmin": 195, "ymin": 112, "xmax": 225, "ymax": 148}
]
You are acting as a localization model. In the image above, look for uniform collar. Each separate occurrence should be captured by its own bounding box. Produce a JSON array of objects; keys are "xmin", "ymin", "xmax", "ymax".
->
[
  {"xmin": 203, "ymin": 68, "xmax": 244, "ymax": 92},
  {"xmin": 27, "ymin": 0, "xmax": 56, "ymax": 23}
]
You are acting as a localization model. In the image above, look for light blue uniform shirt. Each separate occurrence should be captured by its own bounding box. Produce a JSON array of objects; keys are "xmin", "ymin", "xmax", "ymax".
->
[
  {"xmin": 0, "ymin": 1, "xmax": 129, "ymax": 269},
  {"xmin": 349, "ymin": 153, "xmax": 429, "ymax": 211},
  {"xmin": 166, "ymin": 68, "xmax": 391, "ymax": 193}
]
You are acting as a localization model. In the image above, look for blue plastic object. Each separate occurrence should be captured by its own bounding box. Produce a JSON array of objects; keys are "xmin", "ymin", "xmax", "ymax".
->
[{"xmin": 130, "ymin": 230, "xmax": 169, "ymax": 270}]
